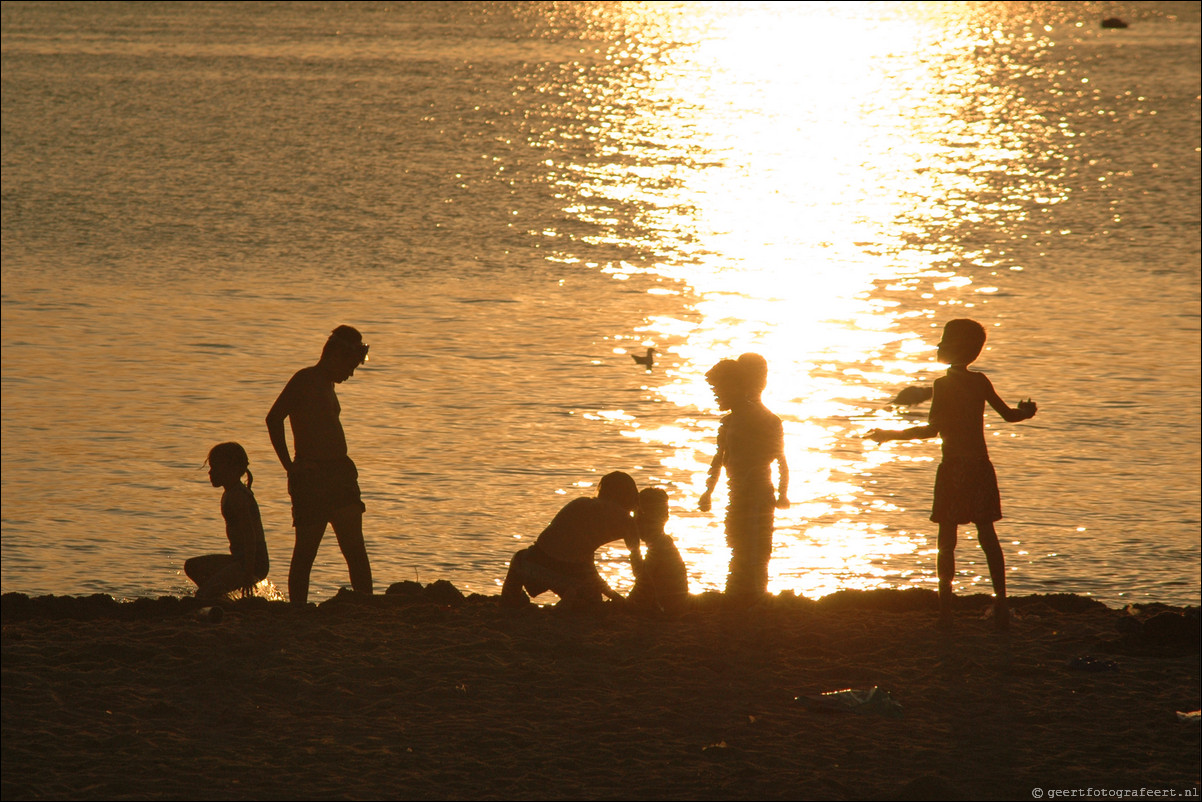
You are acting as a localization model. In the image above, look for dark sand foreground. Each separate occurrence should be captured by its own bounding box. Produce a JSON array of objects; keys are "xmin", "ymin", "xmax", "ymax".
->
[{"xmin": 3, "ymin": 586, "xmax": 1199, "ymax": 801}]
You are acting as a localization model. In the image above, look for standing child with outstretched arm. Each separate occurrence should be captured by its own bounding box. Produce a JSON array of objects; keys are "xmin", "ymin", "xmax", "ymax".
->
[{"xmin": 868, "ymin": 319, "xmax": 1036, "ymax": 629}]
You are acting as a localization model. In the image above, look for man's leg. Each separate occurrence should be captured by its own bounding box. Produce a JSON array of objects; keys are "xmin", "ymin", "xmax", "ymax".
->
[
  {"xmin": 289, "ymin": 522, "xmax": 325, "ymax": 605},
  {"xmin": 501, "ymin": 550, "xmax": 533, "ymax": 607},
  {"xmin": 331, "ymin": 506, "xmax": 373, "ymax": 597}
]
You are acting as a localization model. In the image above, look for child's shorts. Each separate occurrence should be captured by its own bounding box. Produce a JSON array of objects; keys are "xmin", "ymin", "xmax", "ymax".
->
[{"xmin": 931, "ymin": 457, "xmax": 1002, "ymax": 525}]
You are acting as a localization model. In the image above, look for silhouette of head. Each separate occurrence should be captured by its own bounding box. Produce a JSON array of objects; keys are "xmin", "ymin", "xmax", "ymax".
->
[
  {"xmin": 937, "ymin": 319, "xmax": 986, "ymax": 366},
  {"xmin": 322, "ymin": 325, "xmax": 369, "ymax": 381},
  {"xmin": 736, "ymin": 353, "xmax": 768, "ymax": 398},
  {"xmin": 637, "ymin": 487, "xmax": 670, "ymax": 533},
  {"xmin": 207, "ymin": 441, "xmax": 252, "ymax": 488},
  {"xmin": 705, "ymin": 359, "xmax": 743, "ymax": 410},
  {"xmin": 598, "ymin": 471, "xmax": 639, "ymax": 513}
]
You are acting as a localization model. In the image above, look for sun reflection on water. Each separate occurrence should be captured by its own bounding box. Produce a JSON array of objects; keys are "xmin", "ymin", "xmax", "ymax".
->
[
  {"xmin": 537, "ymin": 2, "xmax": 1070, "ymax": 597},
  {"xmin": 1, "ymin": 1, "xmax": 1195, "ymax": 605}
]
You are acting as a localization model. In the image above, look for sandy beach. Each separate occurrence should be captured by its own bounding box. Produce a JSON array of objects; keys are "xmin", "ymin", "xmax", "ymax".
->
[{"xmin": 2, "ymin": 586, "xmax": 1198, "ymax": 801}]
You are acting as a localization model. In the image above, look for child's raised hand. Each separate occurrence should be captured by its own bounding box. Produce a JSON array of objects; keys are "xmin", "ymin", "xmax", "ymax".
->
[
  {"xmin": 698, "ymin": 491, "xmax": 712, "ymax": 512},
  {"xmin": 1017, "ymin": 399, "xmax": 1037, "ymax": 420},
  {"xmin": 775, "ymin": 494, "xmax": 790, "ymax": 510}
]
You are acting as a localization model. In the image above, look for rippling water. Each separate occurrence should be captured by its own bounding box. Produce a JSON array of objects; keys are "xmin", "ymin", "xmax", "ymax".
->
[{"xmin": 3, "ymin": 1, "xmax": 1199, "ymax": 607}]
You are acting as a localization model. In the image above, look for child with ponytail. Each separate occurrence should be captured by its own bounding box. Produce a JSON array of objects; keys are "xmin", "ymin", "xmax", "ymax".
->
[{"xmin": 185, "ymin": 442, "xmax": 270, "ymax": 602}]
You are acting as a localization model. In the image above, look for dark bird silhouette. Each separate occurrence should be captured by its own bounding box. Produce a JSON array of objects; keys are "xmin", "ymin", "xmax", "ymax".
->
[
  {"xmin": 889, "ymin": 386, "xmax": 934, "ymax": 407},
  {"xmin": 630, "ymin": 347, "xmax": 657, "ymax": 370}
]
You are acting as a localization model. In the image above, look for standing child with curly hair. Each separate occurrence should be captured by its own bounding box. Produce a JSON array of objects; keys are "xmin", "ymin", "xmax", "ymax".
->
[{"xmin": 699, "ymin": 353, "xmax": 789, "ymax": 605}]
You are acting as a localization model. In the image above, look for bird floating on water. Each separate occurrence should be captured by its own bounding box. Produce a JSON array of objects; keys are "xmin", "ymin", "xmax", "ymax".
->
[
  {"xmin": 630, "ymin": 347, "xmax": 657, "ymax": 370},
  {"xmin": 889, "ymin": 386, "xmax": 934, "ymax": 407}
]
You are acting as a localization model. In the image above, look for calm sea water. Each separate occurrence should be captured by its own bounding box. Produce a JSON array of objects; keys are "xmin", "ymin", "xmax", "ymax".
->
[{"xmin": 2, "ymin": 1, "xmax": 1199, "ymax": 607}]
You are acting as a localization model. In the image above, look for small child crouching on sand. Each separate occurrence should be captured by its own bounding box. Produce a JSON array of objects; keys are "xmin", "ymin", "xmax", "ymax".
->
[
  {"xmin": 627, "ymin": 488, "xmax": 689, "ymax": 613},
  {"xmin": 185, "ymin": 442, "xmax": 270, "ymax": 603},
  {"xmin": 868, "ymin": 319, "xmax": 1036, "ymax": 630}
]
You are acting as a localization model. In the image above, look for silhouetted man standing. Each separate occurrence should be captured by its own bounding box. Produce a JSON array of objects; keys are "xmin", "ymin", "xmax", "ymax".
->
[{"xmin": 267, "ymin": 325, "xmax": 373, "ymax": 605}]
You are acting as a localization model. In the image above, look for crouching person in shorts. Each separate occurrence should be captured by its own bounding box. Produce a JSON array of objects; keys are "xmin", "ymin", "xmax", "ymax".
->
[
  {"xmin": 501, "ymin": 471, "xmax": 642, "ymax": 609},
  {"xmin": 266, "ymin": 325, "xmax": 374, "ymax": 606}
]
